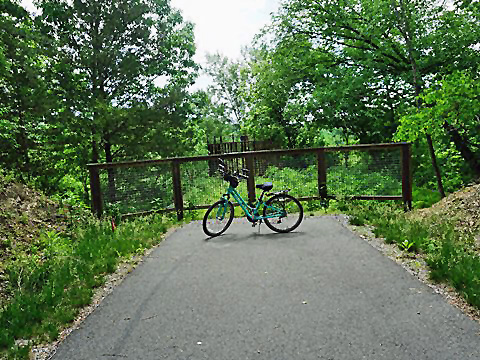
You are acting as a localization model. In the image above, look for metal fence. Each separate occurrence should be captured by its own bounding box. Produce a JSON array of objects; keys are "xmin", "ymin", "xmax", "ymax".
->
[
  {"xmin": 87, "ymin": 143, "xmax": 412, "ymax": 219},
  {"xmin": 207, "ymin": 135, "xmax": 275, "ymax": 156}
]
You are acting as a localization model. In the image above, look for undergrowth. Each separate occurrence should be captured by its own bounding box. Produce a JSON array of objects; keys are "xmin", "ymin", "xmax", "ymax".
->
[
  {"xmin": 0, "ymin": 214, "xmax": 174, "ymax": 359},
  {"xmin": 343, "ymin": 199, "xmax": 480, "ymax": 311}
]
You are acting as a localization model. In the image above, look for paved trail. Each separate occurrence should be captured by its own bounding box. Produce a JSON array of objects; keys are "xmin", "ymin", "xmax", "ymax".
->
[{"xmin": 52, "ymin": 216, "xmax": 480, "ymax": 359}]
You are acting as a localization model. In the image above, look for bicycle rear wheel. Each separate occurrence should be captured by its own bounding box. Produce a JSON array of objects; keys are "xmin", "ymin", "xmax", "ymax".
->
[
  {"xmin": 203, "ymin": 200, "xmax": 234, "ymax": 237},
  {"xmin": 263, "ymin": 194, "xmax": 303, "ymax": 233}
]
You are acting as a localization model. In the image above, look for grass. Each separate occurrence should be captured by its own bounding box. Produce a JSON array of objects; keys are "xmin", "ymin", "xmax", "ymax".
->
[
  {"xmin": 0, "ymin": 213, "xmax": 175, "ymax": 360},
  {"xmin": 3, "ymin": 166, "xmax": 472, "ymax": 359},
  {"xmin": 342, "ymin": 199, "xmax": 480, "ymax": 310}
]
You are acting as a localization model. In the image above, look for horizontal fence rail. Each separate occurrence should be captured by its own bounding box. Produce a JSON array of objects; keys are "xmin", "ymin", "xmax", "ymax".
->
[{"xmin": 87, "ymin": 143, "xmax": 412, "ymax": 219}]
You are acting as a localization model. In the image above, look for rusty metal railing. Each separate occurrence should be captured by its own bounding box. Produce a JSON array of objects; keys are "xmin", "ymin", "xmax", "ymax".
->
[{"xmin": 87, "ymin": 143, "xmax": 412, "ymax": 220}]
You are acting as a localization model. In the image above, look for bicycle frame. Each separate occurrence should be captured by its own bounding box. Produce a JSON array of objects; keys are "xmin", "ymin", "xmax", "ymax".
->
[
  {"xmin": 220, "ymin": 185, "xmax": 286, "ymax": 222},
  {"xmin": 204, "ymin": 159, "xmax": 302, "ymax": 237}
]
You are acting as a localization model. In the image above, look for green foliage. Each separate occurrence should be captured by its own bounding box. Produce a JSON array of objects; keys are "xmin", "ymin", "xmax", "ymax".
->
[
  {"xmin": 1, "ymin": 0, "xmax": 201, "ymax": 203},
  {"xmin": 345, "ymin": 202, "xmax": 480, "ymax": 309},
  {"xmin": 36, "ymin": 0, "xmax": 199, "ymax": 163},
  {"xmin": 0, "ymin": 169, "xmax": 15, "ymax": 188},
  {"xmin": 398, "ymin": 239, "xmax": 415, "ymax": 252},
  {"xmin": 242, "ymin": 38, "xmax": 335, "ymax": 148},
  {"xmin": 396, "ymin": 69, "xmax": 480, "ymax": 183},
  {"xmin": 0, "ymin": 0, "xmax": 60, "ymax": 184},
  {"xmin": 239, "ymin": 0, "xmax": 480, "ymax": 194},
  {"xmin": 2, "ymin": 0, "xmax": 478, "ymax": 207},
  {"xmin": 263, "ymin": 165, "xmax": 318, "ymax": 197},
  {"xmin": 412, "ymin": 187, "xmax": 442, "ymax": 209},
  {"xmin": 426, "ymin": 232, "xmax": 480, "ymax": 308},
  {"xmin": 348, "ymin": 214, "xmax": 366, "ymax": 226},
  {"xmin": 181, "ymin": 90, "xmax": 238, "ymax": 149},
  {"xmin": 2, "ymin": 0, "xmax": 479, "ymax": 207},
  {"xmin": 204, "ymin": 53, "xmax": 249, "ymax": 124},
  {"xmin": 0, "ymin": 214, "xmax": 171, "ymax": 358},
  {"xmin": 243, "ymin": 0, "xmax": 478, "ymax": 149}
]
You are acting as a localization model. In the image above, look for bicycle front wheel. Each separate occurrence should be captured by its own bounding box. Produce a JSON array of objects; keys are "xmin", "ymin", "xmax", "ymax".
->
[
  {"xmin": 263, "ymin": 194, "xmax": 303, "ymax": 233},
  {"xmin": 203, "ymin": 200, "xmax": 234, "ymax": 237}
]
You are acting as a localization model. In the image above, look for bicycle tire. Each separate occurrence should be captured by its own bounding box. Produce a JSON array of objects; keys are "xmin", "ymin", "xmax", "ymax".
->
[
  {"xmin": 263, "ymin": 194, "xmax": 303, "ymax": 233},
  {"xmin": 203, "ymin": 200, "xmax": 234, "ymax": 237}
]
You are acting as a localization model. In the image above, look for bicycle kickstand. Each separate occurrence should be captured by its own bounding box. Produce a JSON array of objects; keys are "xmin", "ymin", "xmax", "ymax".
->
[{"xmin": 251, "ymin": 219, "xmax": 262, "ymax": 232}]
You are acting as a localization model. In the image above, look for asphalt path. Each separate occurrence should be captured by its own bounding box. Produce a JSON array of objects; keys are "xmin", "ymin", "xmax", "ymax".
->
[{"xmin": 51, "ymin": 216, "xmax": 480, "ymax": 359}]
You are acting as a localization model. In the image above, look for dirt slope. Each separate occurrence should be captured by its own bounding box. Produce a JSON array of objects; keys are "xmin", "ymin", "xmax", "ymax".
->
[
  {"xmin": 414, "ymin": 183, "xmax": 480, "ymax": 249},
  {"xmin": 0, "ymin": 181, "xmax": 66, "ymax": 305}
]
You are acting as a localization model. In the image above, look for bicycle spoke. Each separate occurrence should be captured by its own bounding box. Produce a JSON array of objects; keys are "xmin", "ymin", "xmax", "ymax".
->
[
  {"xmin": 263, "ymin": 194, "xmax": 303, "ymax": 233},
  {"xmin": 203, "ymin": 200, "xmax": 234, "ymax": 237}
]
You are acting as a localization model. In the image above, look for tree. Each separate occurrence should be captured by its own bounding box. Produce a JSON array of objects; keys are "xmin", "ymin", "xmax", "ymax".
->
[
  {"xmin": 204, "ymin": 52, "xmax": 249, "ymax": 124},
  {"xmin": 276, "ymin": 0, "xmax": 479, "ymax": 78},
  {"xmin": 257, "ymin": 0, "xmax": 480, "ymax": 192},
  {"xmin": 0, "ymin": 0, "xmax": 57, "ymax": 184},
  {"xmin": 396, "ymin": 69, "xmax": 480, "ymax": 183},
  {"xmin": 243, "ymin": 37, "xmax": 328, "ymax": 148},
  {"xmin": 36, "ymin": 0, "xmax": 198, "ymax": 165}
]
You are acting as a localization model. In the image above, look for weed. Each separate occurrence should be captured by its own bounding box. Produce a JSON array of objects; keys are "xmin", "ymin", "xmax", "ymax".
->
[
  {"xmin": 412, "ymin": 187, "xmax": 442, "ymax": 209},
  {"xmin": 344, "ymin": 201, "xmax": 480, "ymax": 311},
  {"xmin": 349, "ymin": 215, "xmax": 366, "ymax": 226},
  {"xmin": 399, "ymin": 239, "xmax": 414, "ymax": 252},
  {"xmin": 6, "ymin": 344, "xmax": 31, "ymax": 360},
  {"xmin": 0, "ymin": 214, "xmax": 172, "ymax": 359}
]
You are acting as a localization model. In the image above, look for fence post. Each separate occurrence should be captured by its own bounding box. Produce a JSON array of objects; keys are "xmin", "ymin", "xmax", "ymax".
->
[
  {"xmin": 401, "ymin": 144, "xmax": 413, "ymax": 210},
  {"xmin": 245, "ymin": 154, "xmax": 256, "ymax": 204},
  {"xmin": 317, "ymin": 149, "xmax": 327, "ymax": 200},
  {"xmin": 88, "ymin": 165, "xmax": 103, "ymax": 218},
  {"xmin": 171, "ymin": 160, "xmax": 184, "ymax": 220}
]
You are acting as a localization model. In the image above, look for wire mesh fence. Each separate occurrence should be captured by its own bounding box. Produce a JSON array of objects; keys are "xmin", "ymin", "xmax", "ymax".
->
[
  {"xmin": 181, "ymin": 160, "xmax": 251, "ymax": 208},
  {"xmin": 88, "ymin": 143, "xmax": 411, "ymax": 219},
  {"xmin": 253, "ymin": 153, "xmax": 319, "ymax": 199},
  {"xmin": 98, "ymin": 163, "xmax": 173, "ymax": 215},
  {"xmin": 325, "ymin": 149, "xmax": 403, "ymax": 196}
]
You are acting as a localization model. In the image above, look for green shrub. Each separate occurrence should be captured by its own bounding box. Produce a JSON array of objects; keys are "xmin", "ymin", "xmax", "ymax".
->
[
  {"xmin": 412, "ymin": 187, "xmax": 442, "ymax": 209},
  {"xmin": 348, "ymin": 214, "xmax": 366, "ymax": 226}
]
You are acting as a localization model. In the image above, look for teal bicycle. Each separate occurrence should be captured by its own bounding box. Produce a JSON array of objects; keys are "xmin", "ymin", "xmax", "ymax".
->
[{"xmin": 202, "ymin": 159, "xmax": 304, "ymax": 237}]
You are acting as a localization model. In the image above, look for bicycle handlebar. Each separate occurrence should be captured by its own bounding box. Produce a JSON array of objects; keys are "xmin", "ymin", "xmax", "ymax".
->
[{"xmin": 217, "ymin": 158, "xmax": 249, "ymax": 185}]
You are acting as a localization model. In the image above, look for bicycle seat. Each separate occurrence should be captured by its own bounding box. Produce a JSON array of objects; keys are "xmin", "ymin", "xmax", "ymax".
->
[{"xmin": 256, "ymin": 182, "xmax": 273, "ymax": 191}]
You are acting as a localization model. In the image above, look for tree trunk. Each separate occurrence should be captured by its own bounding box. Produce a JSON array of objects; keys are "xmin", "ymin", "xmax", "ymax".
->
[
  {"xmin": 443, "ymin": 121, "xmax": 480, "ymax": 176},
  {"xmin": 344, "ymin": 132, "xmax": 349, "ymax": 168},
  {"xmin": 274, "ymin": 107, "xmax": 295, "ymax": 149},
  {"xmin": 104, "ymin": 134, "xmax": 117, "ymax": 203},
  {"xmin": 425, "ymin": 133, "xmax": 446, "ymax": 198},
  {"xmin": 395, "ymin": 0, "xmax": 446, "ymax": 198},
  {"xmin": 411, "ymin": 61, "xmax": 445, "ymax": 198},
  {"xmin": 91, "ymin": 134, "xmax": 99, "ymax": 163},
  {"xmin": 82, "ymin": 173, "xmax": 90, "ymax": 204}
]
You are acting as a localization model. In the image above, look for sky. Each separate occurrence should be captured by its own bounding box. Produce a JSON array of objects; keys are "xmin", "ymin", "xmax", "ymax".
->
[
  {"xmin": 20, "ymin": 0, "xmax": 281, "ymax": 90},
  {"xmin": 172, "ymin": 0, "xmax": 280, "ymax": 89},
  {"xmin": 172, "ymin": 0, "xmax": 279, "ymax": 60}
]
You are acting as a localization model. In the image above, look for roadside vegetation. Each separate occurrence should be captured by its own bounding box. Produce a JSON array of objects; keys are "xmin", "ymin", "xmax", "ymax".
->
[
  {"xmin": 1, "ymin": 0, "xmax": 479, "ymax": 358},
  {"xmin": 343, "ymin": 185, "xmax": 480, "ymax": 310},
  {"xmin": 1, "ymin": 174, "xmax": 479, "ymax": 359},
  {"xmin": 0, "ymin": 173, "xmax": 189, "ymax": 359}
]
